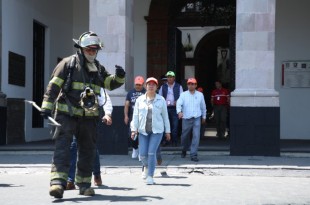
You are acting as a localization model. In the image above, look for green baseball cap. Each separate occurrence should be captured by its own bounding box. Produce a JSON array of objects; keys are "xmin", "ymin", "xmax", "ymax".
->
[{"xmin": 165, "ymin": 71, "xmax": 175, "ymax": 77}]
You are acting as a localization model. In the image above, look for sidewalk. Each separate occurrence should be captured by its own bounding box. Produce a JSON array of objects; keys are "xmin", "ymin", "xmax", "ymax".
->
[
  {"xmin": 1, "ymin": 151, "xmax": 310, "ymax": 205},
  {"xmin": 1, "ymin": 131, "xmax": 310, "ymax": 205},
  {"xmin": 1, "ymin": 144, "xmax": 310, "ymax": 204},
  {"xmin": 1, "ymin": 150, "xmax": 310, "ymax": 171},
  {"xmin": 1, "ymin": 139, "xmax": 310, "ymax": 172},
  {"xmin": 1, "ymin": 139, "xmax": 310, "ymax": 153}
]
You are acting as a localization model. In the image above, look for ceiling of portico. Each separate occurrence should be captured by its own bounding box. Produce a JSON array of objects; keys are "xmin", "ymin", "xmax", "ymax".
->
[{"xmin": 148, "ymin": 0, "xmax": 236, "ymax": 27}]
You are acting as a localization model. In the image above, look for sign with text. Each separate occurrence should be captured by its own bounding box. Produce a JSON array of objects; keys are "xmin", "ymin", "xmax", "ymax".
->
[{"xmin": 282, "ymin": 61, "xmax": 310, "ymax": 88}]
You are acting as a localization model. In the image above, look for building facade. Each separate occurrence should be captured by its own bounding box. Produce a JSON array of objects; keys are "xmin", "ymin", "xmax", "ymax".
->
[{"xmin": 0, "ymin": 0, "xmax": 309, "ymax": 155}]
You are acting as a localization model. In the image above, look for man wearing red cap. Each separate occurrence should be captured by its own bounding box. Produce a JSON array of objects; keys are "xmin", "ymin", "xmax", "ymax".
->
[
  {"xmin": 177, "ymin": 78, "xmax": 207, "ymax": 162},
  {"xmin": 124, "ymin": 76, "xmax": 146, "ymax": 159}
]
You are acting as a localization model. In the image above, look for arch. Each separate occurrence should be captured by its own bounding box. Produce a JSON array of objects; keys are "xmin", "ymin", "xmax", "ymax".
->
[
  {"xmin": 146, "ymin": 0, "xmax": 236, "ymax": 82},
  {"xmin": 192, "ymin": 28, "xmax": 230, "ymax": 112},
  {"xmin": 194, "ymin": 28, "xmax": 230, "ymax": 85}
]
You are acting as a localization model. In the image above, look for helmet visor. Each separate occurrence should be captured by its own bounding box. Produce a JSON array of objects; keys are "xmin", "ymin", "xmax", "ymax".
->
[{"xmin": 80, "ymin": 36, "xmax": 103, "ymax": 49}]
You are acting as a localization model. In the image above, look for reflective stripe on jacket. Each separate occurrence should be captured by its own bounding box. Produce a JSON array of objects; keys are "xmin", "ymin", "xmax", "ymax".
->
[{"xmin": 41, "ymin": 52, "xmax": 124, "ymax": 117}]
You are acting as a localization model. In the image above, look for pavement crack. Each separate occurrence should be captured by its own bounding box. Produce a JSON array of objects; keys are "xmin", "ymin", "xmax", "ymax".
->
[{"xmin": 188, "ymin": 168, "xmax": 205, "ymax": 175}]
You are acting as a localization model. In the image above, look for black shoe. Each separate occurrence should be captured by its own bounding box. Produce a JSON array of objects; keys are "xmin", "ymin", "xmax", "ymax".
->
[
  {"xmin": 181, "ymin": 151, "xmax": 186, "ymax": 158},
  {"xmin": 191, "ymin": 156, "xmax": 199, "ymax": 162}
]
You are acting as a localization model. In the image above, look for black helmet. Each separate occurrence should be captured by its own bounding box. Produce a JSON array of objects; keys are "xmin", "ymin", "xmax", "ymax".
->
[{"xmin": 73, "ymin": 31, "xmax": 103, "ymax": 50}]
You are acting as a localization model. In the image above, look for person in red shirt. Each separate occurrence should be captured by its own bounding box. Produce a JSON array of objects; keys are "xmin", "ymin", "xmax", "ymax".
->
[{"xmin": 211, "ymin": 81, "xmax": 230, "ymax": 140}]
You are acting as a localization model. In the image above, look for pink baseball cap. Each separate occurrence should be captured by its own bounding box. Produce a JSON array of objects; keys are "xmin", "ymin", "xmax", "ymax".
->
[
  {"xmin": 146, "ymin": 77, "xmax": 158, "ymax": 85},
  {"xmin": 134, "ymin": 76, "xmax": 144, "ymax": 85},
  {"xmin": 187, "ymin": 78, "xmax": 197, "ymax": 84}
]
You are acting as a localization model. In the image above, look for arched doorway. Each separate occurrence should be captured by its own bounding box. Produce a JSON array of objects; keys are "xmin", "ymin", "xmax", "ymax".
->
[
  {"xmin": 195, "ymin": 28, "xmax": 231, "ymax": 113},
  {"xmin": 146, "ymin": 0, "xmax": 236, "ymax": 81},
  {"xmin": 146, "ymin": 0, "xmax": 236, "ymax": 145}
]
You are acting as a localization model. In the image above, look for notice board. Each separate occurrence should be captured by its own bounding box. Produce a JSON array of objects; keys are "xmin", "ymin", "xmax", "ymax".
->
[{"xmin": 282, "ymin": 61, "xmax": 310, "ymax": 88}]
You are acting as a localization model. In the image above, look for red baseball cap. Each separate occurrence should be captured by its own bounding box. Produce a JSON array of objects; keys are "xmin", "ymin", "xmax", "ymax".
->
[
  {"xmin": 146, "ymin": 77, "xmax": 158, "ymax": 85},
  {"xmin": 134, "ymin": 76, "xmax": 144, "ymax": 85},
  {"xmin": 187, "ymin": 78, "xmax": 197, "ymax": 84}
]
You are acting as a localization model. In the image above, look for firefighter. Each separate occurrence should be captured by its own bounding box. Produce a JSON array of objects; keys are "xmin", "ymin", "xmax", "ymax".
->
[{"xmin": 40, "ymin": 31, "xmax": 125, "ymax": 198}]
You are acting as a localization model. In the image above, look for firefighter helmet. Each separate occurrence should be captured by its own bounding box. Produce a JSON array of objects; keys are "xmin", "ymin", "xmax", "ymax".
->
[{"xmin": 73, "ymin": 31, "xmax": 103, "ymax": 50}]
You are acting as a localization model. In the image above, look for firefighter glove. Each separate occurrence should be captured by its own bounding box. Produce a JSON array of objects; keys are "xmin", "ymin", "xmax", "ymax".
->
[{"xmin": 115, "ymin": 65, "xmax": 126, "ymax": 78}]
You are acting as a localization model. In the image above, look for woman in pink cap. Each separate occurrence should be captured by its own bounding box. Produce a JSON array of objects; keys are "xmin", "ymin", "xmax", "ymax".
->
[{"xmin": 130, "ymin": 77, "xmax": 171, "ymax": 185}]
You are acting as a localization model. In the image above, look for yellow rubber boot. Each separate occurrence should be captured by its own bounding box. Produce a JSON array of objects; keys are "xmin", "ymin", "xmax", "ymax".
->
[
  {"xmin": 79, "ymin": 187, "xmax": 95, "ymax": 196},
  {"xmin": 49, "ymin": 185, "xmax": 64, "ymax": 199}
]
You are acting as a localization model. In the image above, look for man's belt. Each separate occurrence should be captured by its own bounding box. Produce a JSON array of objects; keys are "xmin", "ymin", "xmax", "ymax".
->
[{"xmin": 185, "ymin": 117, "xmax": 197, "ymax": 120}]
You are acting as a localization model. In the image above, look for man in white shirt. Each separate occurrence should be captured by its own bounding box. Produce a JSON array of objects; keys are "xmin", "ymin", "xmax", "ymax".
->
[{"xmin": 176, "ymin": 78, "xmax": 207, "ymax": 162}]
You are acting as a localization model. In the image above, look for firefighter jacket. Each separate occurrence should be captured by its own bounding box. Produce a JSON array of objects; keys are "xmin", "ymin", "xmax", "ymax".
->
[{"xmin": 41, "ymin": 52, "xmax": 125, "ymax": 118}]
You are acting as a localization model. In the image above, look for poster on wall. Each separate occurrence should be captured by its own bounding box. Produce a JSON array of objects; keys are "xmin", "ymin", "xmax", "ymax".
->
[
  {"xmin": 217, "ymin": 47, "xmax": 230, "ymax": 84},
  {"xmin": 282, "ymin": 61, "xmax": 310, "ymax": 88}
]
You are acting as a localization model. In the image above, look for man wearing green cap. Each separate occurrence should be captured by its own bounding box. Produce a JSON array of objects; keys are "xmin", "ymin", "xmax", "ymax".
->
[{"xmin": 159, "ymin": 71, "xmax": 183, "ymax": 146}]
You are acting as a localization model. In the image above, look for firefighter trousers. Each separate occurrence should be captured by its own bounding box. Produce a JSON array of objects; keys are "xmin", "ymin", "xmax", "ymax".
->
[{"xmin": 50, "ymin": 114, "xmax": 97, "ymax": 189}]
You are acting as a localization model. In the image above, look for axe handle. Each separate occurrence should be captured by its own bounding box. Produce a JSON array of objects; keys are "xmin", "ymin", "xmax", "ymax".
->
[
  {"xmin": 32, "ymin": 102, "xmax": 42, "ymax": 112},
  {"xmin": 48, "ymin": 116, "xmax": 61, "ymax": 127},
  {"xmin": 26, "ymin": 100, "xmax": 61, "ymax": 127}
]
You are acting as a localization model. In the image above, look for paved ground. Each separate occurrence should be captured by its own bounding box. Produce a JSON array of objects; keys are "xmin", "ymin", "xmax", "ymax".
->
[{"xmin": 1, "ymin": 151, "xmax": 310, "ymax": 205}]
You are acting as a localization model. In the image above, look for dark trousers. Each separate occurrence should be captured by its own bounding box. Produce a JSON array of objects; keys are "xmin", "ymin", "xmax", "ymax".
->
[
  {"xmin": 213, "ymin": 105, "xmax": 227, "ymax": 138},
  {"xmin": 68, "ymin": 137, "xmax": 101, "ymax": 183},
  {"xmin": 167, "ymin": 107, "xmax": 179, "ymax": 143},
  {"xmin": 200, "ymin": 119, "xmax": 206, "ymax": 139},
  {"xmin": 50, "ymin": 114, "xmax": 97, "ymax": 188},
  {"xmin": 128, "ymin": 119, "xmax": 139, "ymax": 149}
]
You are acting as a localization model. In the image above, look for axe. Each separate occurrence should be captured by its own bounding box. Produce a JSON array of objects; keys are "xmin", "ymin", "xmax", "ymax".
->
[{"xmin": 25, "ymin": 100, "xmax": 61, "ymax": 127}]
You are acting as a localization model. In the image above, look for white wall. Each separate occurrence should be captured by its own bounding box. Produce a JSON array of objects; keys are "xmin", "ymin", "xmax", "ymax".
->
[
  {"xmin": 1, "ymin": 0, "xmax": 89, "ymax": 141},
  {"xmin": 132, "ymin": 0, "xmax": 151, "ymax": 88},
  {"xmin": 73, "ymin": 0, "xmax": 89, "ymax": 53},
  {"xmin": 89, "ymin": 0, "xmax": 135, "ymax": 106},
  {"xmin": 275, "ymin": 0, "xmax": 310, "ymax": 139},
  {"xmin": 178, "ymin": 26, "xmax": 229, "ymax": 58}
]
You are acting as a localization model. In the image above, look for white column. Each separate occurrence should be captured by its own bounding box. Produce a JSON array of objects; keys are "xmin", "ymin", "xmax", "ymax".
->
[
  {"xmin": 231, "ymin": 0, "xmax": 279, "ymax": 107},
  {"xmin": 0, "ymin": 0, "xmax": 5, "ymax": 106},
  {"xmin": 89, "ymin": 0, "xmax": 134, "ymax": 105}
]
